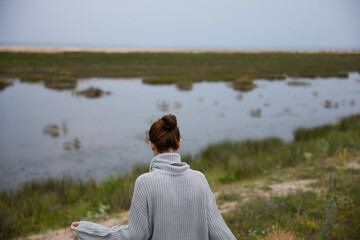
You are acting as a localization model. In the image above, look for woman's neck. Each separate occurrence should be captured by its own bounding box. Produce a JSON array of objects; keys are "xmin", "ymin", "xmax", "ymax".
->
[{"xmin": 153, "ymin": 148, "xmax": 177, "ymax": 156}]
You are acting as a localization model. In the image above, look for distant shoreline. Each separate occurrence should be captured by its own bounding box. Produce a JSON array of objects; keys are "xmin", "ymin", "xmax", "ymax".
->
[{"xmin": 0, "ymin": 45, "xmax": 359, "ymax": 54}]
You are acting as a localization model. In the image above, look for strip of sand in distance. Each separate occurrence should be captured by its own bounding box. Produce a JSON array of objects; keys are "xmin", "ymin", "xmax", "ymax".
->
[{"xmin": 0, "ymin": 45, "xmax": 359, "ymax": 54}]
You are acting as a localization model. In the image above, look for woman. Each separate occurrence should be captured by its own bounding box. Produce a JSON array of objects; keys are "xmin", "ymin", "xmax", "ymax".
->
[{"xmin": 71, "ymin": 114, "xmax": 236, "ymax": 239}]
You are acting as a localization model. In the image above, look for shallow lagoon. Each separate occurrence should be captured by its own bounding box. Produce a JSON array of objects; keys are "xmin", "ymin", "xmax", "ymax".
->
[{"xmin": 0, "ymin": 73, "xmax": 359, "ymax": 190}]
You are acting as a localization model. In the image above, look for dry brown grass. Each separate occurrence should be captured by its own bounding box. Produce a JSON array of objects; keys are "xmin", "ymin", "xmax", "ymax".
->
[{"xmin": 258, "ymin": 228, "xmax": 304, "ymax": 240}]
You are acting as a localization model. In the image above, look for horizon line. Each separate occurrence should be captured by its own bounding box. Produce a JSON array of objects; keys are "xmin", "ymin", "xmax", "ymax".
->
[{"xmin": 1, "ymin": 45, "xmax": 360, "ymax": 54}]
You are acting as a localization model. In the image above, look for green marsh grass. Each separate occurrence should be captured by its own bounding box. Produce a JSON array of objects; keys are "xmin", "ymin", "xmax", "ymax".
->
[
  {"xmin": 0, "ymin": 164, "xmax": 148, "ymax": 239},
  {"xmin": 1, "ymin": 52, "xmax": 359, "ymax": 87},
  {"xmin": 224, "ymin": 160, "xmax": 360, "ymax": 239},
  {"xmin": 189, "ymin": 115, "xmax": 360, "ymax": 184},
  {"xmin": 0, "ymin": 81, "xmax": 13, "ymax": 91}
]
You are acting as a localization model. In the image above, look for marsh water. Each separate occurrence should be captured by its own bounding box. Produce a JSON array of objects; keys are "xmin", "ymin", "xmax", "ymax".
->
[{"xmin": 1, "ymin": 73, "xmax": 360, "ymax": 190}]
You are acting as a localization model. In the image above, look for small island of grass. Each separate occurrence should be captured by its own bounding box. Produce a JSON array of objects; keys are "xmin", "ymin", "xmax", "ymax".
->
[{"xmin": 73, "ymin": 86, "xmax": 111, "ymax": 98}]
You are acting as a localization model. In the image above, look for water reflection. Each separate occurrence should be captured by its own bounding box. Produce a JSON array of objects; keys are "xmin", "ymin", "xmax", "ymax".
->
[
  {"xmin": 287, "ymin": 81, "xmax": 311, "ymax": 86},
  {"xmin": 63, "ymin": 137, "xmax": 81, "ymax": 151},
  {"xmin": 0, "ymin": 73, "xmax": 359, "ymax": 190},
  {"xmin": 44, "ymin": 79, "xmax": 77, "ymax": 90},
  {"xmin": 176, "ymin": 82, "xmax": 193, "ymax": 91},
  {"xmin": 156, "ymin": 100, "xmax": 170, "ymax": 111},
  {"xmin": 250, "ymin": 109, "xmax": 262, "ymax": 118},
  {"xmin": 43, "ymin": 124, "xmax": 61, "ymax": 138},
  {"xmin": 72, "ymin": 86, "xmax": 111, "ymax": 98},
  {"xmin": 230, "ymin": 80, "xmax": 258, "ymax": 91}
]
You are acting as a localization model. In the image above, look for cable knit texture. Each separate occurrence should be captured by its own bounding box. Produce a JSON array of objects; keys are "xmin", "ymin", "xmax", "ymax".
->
[{"xmin": 76, "ymin": 153, "xmax": 236, "ymax": 240}]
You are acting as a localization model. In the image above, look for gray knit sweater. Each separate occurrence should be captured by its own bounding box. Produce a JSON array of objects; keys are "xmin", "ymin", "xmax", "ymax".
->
[{"xmin": 76, "ymin": 153, "xmax": 236, "ymax": 240}]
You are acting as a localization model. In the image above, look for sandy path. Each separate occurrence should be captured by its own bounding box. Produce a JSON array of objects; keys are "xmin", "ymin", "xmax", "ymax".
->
[
  {"xmin": 216, "ymin": 179, "xmax": 320, "ymax": 214},
  {"xmin": 17, "ymin": 211, "xmax": 129, "ymax": 240}
]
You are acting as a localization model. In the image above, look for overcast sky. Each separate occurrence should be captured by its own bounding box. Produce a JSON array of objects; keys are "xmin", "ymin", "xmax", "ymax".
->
[{"xmin": 0, "ymin": 0, "xmax": 359, "ymax": 50}]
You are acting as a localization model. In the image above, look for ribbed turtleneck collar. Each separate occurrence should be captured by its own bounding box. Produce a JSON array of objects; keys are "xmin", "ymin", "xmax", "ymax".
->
[{"xmin": 149, "ymin": 153, "xmax": 190, "ymax": 174}]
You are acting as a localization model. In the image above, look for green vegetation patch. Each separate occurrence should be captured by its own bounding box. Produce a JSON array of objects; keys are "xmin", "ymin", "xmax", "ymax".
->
[
  {"xmin": 187, "ymin": 114, "xmax": 360, "ymax": 183},
  {"xmin": 0, "ymin": 165, "xmax": 148, "ymax": 239},
  {"xmin": 223, "ymin": 165, "xmax": 360, "ymax": 240},
  {"xmin": 0, "ymin": 81, "xmax": 13, "ymax": 91},
  {"xmin": 1, "ymin": 52, "xmax": 359, "ymax": 86}
]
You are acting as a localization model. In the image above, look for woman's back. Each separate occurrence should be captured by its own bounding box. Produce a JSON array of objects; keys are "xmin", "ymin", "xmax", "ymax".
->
[
  {"xmin": 140, "ymin": 153, "xmax": 209, "ymax": 239},
  {"xmin": 132, "ymin": 152, "xmax": 236, "ymax": 239},
  {"xmin": 73, "ymin": 114, "xmax": 236, "ymax": 239}
]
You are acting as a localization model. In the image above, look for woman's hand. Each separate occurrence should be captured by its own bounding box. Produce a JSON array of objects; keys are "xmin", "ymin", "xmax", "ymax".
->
[{"xmin": 70, "ymin": 222, "xmax": 79, "ymax": 232}]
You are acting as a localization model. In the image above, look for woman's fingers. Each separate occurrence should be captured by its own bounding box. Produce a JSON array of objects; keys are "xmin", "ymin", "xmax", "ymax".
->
[{"xmin": 70, "ymin": 222, "xmax": 79, "ymax": 231}]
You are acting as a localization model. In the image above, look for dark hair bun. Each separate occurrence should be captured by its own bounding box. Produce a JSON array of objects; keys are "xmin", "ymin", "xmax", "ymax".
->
[{"xmin": 161, "ymin": 114, "xmax": 177, "ymax": 130}]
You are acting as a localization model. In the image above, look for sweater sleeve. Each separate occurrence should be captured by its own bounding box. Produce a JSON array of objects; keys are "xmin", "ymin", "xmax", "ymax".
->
[
  {"xmin": 204, "ymin": 178, "xmax": 236, "ymax": 240},
  {"xmin": 76, "ymin": 177, "xmax": 151, "ymax": 240}
]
